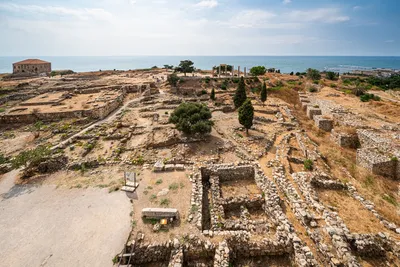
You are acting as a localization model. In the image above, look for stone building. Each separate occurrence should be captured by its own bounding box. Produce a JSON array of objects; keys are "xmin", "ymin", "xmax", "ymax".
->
[{"xmin": 13, "ymin": 59, "xmax": 51, "ymax": 75}]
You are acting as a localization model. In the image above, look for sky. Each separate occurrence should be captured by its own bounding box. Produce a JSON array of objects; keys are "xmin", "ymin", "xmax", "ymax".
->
[{"xmin": 0, "ymin": 0, "xmax": 399, "ymax": 56}]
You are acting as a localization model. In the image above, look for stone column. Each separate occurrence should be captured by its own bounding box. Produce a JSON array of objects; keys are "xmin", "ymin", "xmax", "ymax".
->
[
  {"xmin": 244, "ymin": 67, "xmax": 247, "ymax": 77},
  {"xmin": 232, "ymin": 65, "xmax": 234, "ymax": 77},
  {"xmin": 218, "ymin": 66, "xmax": 221, "ymax": 78},
  {"xmin": 238, "ymin": 66, "xmax": 241, "ymax": 77},
  {"xmin": 225, "ymin": 65, "xmax": 227, "ymax": 76}
]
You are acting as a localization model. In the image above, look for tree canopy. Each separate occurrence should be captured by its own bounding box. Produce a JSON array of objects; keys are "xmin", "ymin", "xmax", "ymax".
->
[
  {"xmin": 234, "ymin": 77, "xmax": 247, "ymax": 109},
  {"xmin": 167, "ymin": 73, "xmax": 180, "ymax": 87},
  {"xmin": 250, "ymin": 66, "xmax": 267, "ymax": 76},
  {"xmin": 238, "ymin": 99, "xmax": 254, "ymax": 134},
  {"xmin": 325, "ymin": 71, "xmax": 339, "ymax": 81},
  {"xmin": 210, "ymin": 88, "xmax": 216, "ymax": 100},
  {"xmin": 260, "ymin": 82, "xmax": 267, "ymax": 103},
  {"xmin": 307, "ymin": 68, "xmax": 321, "ymax": 80},
  {"xmin": 177, "ymin": 60, "xmax": 195, "ymax": 76},
  {"xmin": 169, "ymin": 102, "xmax": 213, "ymax": 135}
]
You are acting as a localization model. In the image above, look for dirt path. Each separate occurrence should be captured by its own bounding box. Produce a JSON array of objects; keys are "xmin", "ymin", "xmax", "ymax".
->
[{"xmin": 0, "ymin": 170, "xmax": 132, "ymax": 267}]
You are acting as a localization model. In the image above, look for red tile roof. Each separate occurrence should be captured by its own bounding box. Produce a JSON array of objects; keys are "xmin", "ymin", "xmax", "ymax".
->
[{"xmin": 13, "ymin": 59, "xmax": 50, "ymax": 65}]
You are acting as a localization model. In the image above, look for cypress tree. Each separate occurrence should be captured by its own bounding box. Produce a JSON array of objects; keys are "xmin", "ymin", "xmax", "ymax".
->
[
  {"xmin": 260, "ymin": 82, "xmax": 267, "ymax": 104},
  {"xmin": 210, "ymin": 88, "xmax": 216, "ymax": 101},
  {"xmin": 234, "ymin": 77, "xmax": 247, "ymax": 109},
  {"xmin": 238, "ymin": 99, "xmax": 254, "ymax": 135}
]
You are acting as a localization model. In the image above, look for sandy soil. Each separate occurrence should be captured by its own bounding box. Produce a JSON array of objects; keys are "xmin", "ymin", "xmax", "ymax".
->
[{"xmin": 0, "ymin": 170, "xmax": 132, "ymax": 267}]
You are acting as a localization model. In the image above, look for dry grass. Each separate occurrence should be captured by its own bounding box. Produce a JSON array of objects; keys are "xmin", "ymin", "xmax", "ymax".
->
[
  {"xmin": 290, "ymin": 100, "xmax": 400, "ymax": 227},
  {"xmin": 317, "ymin": 189, "xmax": 397, "ymax": 236}
]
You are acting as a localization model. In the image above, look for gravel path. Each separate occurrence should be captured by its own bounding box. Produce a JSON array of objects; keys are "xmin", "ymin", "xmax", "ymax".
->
[{"xmin": 0, "ymin": 170, "xmax": 132, "ymax": 267}]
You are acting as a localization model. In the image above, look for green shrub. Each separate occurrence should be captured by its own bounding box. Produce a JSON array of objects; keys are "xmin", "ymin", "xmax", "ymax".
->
[
  {"xmin": 360, "ymin": 93, "xmax": 381, "ymax": 102},
  {"xmin": 156, "ymin": 179, "xmax": 163, "ymax": 185},
  {"xmin": 0, "ymin": 153, "xmax": 8, "ymax": 164},
  {"xmin": 12, "ymin": 145, "xmax": 51, "ymax": 169},
  {"xmin": 304, "ymin": 159, "xmax": 313, "ymax": 171},
  {"xmin": 249, "ymin": 66, "xmax": 267, "ymax": 76},
  {"xmin": 169, "ymin": 183, "xmax": 179, "ymax": 190},
  {"xmin": 307, "ymin": 68, "xmax": 321, "ymax": 80},
  {"xmin": 160, "ymin": 198, "xmax": 170, "ymax": 207},
  {"xmin": 169, "ymin": 102, "xmax": 213, "ymax": 135}
]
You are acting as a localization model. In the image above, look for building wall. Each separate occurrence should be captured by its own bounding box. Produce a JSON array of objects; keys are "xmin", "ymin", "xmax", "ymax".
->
[{"xmin": 13, "ymin": 63, "xmax": 51, "ymax": 74}]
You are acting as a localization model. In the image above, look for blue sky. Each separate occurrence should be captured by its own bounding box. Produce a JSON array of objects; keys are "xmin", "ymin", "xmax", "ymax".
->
[{"xmin": 0, "ymin": 0, "xmax": 398, "ymax": 56}]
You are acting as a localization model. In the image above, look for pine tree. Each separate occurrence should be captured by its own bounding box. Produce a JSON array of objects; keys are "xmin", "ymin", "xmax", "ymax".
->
[
  {"xmin": 210, "ymin": 88, "xmax": 216, "ymax": 101},
  {"xmin": 260, "ymin": 82, "xmax": 267, "ymax": 105},
  {"xmin": 238, "ymin": 99, "xmax": 254, "ymax": 135},
  {"xmin": 234, "ymin": 77, "xmax": 247, "ymax": 109}
]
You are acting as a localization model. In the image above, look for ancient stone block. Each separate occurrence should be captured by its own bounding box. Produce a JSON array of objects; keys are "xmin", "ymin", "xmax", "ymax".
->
[
  {"xmin": 306, "ymin": 108, "xmax": 322, "ymax": 120},
  {"xmin": 330, "ymin": 129, "xmax": 359, "ymax": 148},
  {"xmin": 313, "ymin": 115, "xmax": 333, "ymax": 132}
]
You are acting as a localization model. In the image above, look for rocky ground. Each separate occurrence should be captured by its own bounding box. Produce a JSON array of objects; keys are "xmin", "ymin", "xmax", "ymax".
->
[{"xmin": 0, "ymin": 70, "xmax": 399, "ymax": 267}]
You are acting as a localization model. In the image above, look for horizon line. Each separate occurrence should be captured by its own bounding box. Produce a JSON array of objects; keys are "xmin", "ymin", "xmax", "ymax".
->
[{"xmin": 1, "ymin": 55, "xmax": 400, "ymax": 57}]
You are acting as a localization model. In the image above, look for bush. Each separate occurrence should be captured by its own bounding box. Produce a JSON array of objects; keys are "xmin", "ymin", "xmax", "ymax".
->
[
  {"xmin": 204, "ymin": 76, "xmax": 211, "ymax": 84},
  {"xmin": 201, "ymin": 89, "xmax": 207, "ymax": 95},
  {"xmin": 250, "ymin": 66, "xmax": 267, "ymax": 76},
  {"xmin": 304, "ymin": 159, "xmax": 313, "ymax": 171},
  {"xmin": 167, "ymin": 73, "xmax": 179, "ymax": 87},
  {"xmin": 169, "ymin": 102, "xmax": 213, "ymax": 135},
  {"xmin": 0, "ymin": 153, "xmax": 8, "ymax": 164},
  {"xmin": 326, "ymin": 71, "xmax": 338, "ymax": 81},
  {"xmin": 307, "ymin": 68, "xmax": 321, "ymax": 80},
  {"xmin": 308, "ymin": 86, "xmax": 318, "ymax": 93},
  {"xmin": 11, "ymin": 145, "xmax": 51, "ymax": 169},
  {"xmin": 360, "ymin": 93, "xmax": 381, "ymax": 102}
]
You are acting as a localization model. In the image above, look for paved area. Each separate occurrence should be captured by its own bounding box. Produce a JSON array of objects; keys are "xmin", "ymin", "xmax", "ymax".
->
[{"xmin": 0, "ymin": 170, "xmax": 132, "ymax": 267}]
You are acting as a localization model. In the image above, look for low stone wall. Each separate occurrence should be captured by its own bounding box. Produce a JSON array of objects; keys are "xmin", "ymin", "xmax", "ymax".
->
[
  {"xmin": 0, "ymin": 91, "xmax": 124, "ymax": 124},
  {"xmin": 201, "ymin": 164, "xmax": 255, "ymax": 183}
]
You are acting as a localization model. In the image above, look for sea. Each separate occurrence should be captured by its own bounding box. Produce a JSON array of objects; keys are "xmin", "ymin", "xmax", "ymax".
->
[{"xmin": 1, "ymin": 56, "xmax": 400, "ymax": 74}]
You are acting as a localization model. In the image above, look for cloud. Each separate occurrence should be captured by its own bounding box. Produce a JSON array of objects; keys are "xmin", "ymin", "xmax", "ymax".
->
[
  {"xmin": 283, "ymin": 0, "xmax": 292, "ymax": 4},
  {"xmin": 194, "ymin": 0, "xmax": 218, "ymax": 9},
  {"xmin": 0, "ymin": 3, "xmax": 112, "ymax": 21},
  {"xmin": 353, "ymin": 6, "xmax": 361, "ymax": 10},
  {"xmin": 287, "ymin": 8, "xmax": 350, "ymax": 23},
  {"xmin": 385, "ymin": 40, "xmax": 394, "ymax": 43}
]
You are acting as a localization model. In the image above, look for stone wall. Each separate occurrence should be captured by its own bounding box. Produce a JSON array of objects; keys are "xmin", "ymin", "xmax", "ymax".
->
[
  {"xmin": 357, "ymin": 147, "xmax": 398, "ymax": 179},
  {"xmin": 0, "ymin": 91, "xmax": 124, "ymax": 124},
  {"xmin": 200, "ymin": 164, "xmax": 255, "ymax": 182}
]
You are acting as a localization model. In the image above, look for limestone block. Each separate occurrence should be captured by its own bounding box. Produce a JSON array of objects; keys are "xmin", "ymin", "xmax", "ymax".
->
[
  {"xmin": 306, "ymin": 108, "xmax": 322, "ymax": 120},
  {"xmin": 314, "ymin": 115, "xmax": 333, "ymax": 132}
]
